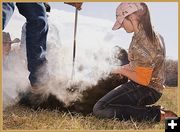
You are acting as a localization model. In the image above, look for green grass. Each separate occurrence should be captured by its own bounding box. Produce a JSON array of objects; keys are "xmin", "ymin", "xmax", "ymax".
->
[{"xmin": 3, "ymin": 87, "xmax": 178, "ymax": 130}]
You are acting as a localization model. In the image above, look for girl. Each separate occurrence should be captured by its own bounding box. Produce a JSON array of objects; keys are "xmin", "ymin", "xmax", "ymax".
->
[{"xmin": 93, "ymin": 2, "xmax": 177, "ymax": 122}]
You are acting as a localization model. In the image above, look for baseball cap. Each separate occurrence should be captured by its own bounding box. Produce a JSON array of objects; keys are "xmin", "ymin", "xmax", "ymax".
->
[{"xmin": 112, "ymin": 2, "xmax": 143, "ymax": 30}]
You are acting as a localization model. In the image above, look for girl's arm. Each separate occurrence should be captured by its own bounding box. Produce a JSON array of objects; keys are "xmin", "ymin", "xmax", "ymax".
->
[{"xmin": 112, "ymin": 64, "xmax": 153, "ymax": 86}]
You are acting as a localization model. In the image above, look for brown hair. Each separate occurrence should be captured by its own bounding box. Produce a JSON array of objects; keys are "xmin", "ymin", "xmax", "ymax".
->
[{"xmin": 133, "ymin": 3, "xmax": 157, "ymax": 43}]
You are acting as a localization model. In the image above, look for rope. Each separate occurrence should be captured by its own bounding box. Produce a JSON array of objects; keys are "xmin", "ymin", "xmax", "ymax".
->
[{"xmin": 71, "ymin": 8, "xmax": 78, "ymax": 80}]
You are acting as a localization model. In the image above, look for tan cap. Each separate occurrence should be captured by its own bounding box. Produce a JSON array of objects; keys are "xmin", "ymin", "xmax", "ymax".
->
[{"xmin": 112, "ymin": 2, "xmax": 143, "ymax": 30}]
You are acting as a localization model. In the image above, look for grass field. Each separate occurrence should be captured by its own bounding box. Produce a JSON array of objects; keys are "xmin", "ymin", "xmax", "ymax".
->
[{"xmin": 3, "ymin": 87, "xmax": 178, "ymax": 130}]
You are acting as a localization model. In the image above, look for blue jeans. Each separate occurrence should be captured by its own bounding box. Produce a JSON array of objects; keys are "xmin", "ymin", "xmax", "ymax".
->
[
  {"xmin": 93, "ymin": 81, "xmax": 162, "ymax": 122},
  {"xmin": 3, "ymin": 3, "xmax": 48, "ymax": 87}
]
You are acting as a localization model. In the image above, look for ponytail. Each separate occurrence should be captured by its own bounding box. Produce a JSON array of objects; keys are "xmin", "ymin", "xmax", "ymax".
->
[{"xmin": 137, "ymin": 3, "xmax": 157, "ymax": 43}]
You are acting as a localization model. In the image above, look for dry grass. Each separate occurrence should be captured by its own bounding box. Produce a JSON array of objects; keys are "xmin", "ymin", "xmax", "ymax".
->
[{"xmin": 3, "ymin": 87, "xmax": 178, "ymax": 130}]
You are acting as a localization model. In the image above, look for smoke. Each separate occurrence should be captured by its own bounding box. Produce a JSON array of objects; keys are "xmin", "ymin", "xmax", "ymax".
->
[
  {"xmin": 3, "ymin": 9, "xmax": 125, "ymax": 109},
  {"xmin": 3, "ymin": 46, "xmax": 29, "ymax": 109}
]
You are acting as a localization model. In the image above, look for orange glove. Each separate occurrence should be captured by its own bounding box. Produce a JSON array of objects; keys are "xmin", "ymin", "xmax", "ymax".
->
[
  {"xmin": 134, "ymin": 66, "xmax": 153, "ymax": 86},
  {"xmin": 64, "ymin": 2, "xmax": 83, "ymax": 10}
]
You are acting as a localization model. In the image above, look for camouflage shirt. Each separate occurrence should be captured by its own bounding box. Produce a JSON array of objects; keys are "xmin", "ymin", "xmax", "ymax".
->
[{"xmin": 128, "ymin": 30, "xmax": 166, "ymax": 93}]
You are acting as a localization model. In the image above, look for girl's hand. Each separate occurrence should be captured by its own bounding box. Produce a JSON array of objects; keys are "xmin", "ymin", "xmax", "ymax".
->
[
  {"xmin": 111, "ymin": 69, "xmax": 120, "ymax": 74},
  {"xmin": 64, "ymin": 2, "xmax": 83, "ymax": 10},
  {"xmin": 111, "ymin": 66, "xmax": 124, "ymax": 74},
  {"xmin": 111, "ymin": 68, "xmax": 126, "ymax": 80}
]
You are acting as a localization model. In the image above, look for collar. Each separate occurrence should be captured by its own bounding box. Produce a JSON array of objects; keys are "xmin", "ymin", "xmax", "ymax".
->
[{"xmin": 133, "ymin": 29, "xmax": 146, "ymax": 41}]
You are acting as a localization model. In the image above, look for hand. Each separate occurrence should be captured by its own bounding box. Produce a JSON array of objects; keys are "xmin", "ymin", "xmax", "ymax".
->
[
  {"xmin": 111, "ymin": 68, "xmax": 120, "ymax": 74},
  {"xmin": 111, "ymin": 66, "xmax": 125, "ymax": 74},
  {"xmin": 110, "ymin": 70, "xmax": 125, "ymax": 80},
  {"xmin": 64, "ymin": 2, "xmax": 83, "ymax": 10},
  {"xmin": 43, "ymin": 2, "xmax": 51, "ymax": 12}
]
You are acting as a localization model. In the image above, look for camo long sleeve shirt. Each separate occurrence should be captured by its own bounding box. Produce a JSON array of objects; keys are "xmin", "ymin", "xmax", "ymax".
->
[{"xmin": 128, "ymin": 30, "xmax": 166, "ymax": 93}]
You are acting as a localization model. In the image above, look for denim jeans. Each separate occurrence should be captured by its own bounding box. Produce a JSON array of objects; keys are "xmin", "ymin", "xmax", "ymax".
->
[
  {"xmin": 93, "ymin": 81, "xmax": 162, "ymax": 122},
  {"xmin": 3, "ymin": 3, "xmax": 48, "ymax": 86}
]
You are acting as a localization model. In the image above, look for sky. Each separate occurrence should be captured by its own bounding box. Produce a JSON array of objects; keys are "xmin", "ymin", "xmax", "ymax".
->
[
  {"xmin": 49, "ymin": 2, "xmax": 178, "ymax": 60},
  {"xmin": 4, "ymin": 2, "xmax": 178, "ymax": 60}
]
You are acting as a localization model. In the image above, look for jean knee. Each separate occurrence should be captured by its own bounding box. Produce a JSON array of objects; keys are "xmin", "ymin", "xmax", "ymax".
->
[
  {"xmin": 93, "ymin": 101, "xmax": 114, "ymax": 118},
  {"xmin": 93, "ymin": 101, "xmax": 104, "ymax": 117}
]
